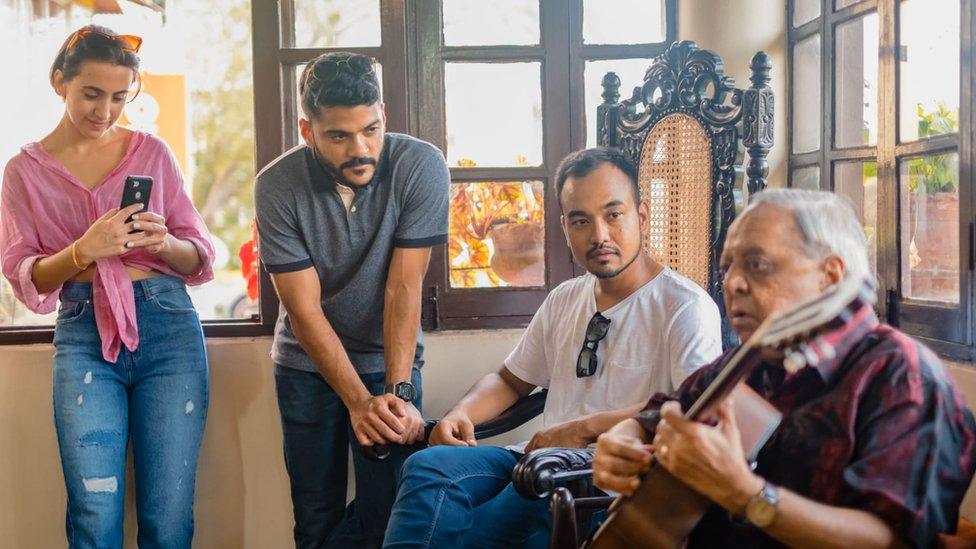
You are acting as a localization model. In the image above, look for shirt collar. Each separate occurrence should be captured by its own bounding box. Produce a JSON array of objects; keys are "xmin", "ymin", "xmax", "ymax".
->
[
  {"xmin": 799, "ymin": 301, "xmax": 880, "ymax": 385},
  {"xmin": 304, "ymin": 135, "xmax": 390, "ymax": 195}
]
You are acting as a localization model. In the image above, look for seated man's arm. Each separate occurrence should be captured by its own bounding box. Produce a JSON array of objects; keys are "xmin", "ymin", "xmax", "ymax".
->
[
  {"xmin": 524, "ymin": 402, "xmax": 645, "ymax": 452},
  {"xmin": 272, "ymin": 268, "xmax": 406, "ymax": 446},
  {"xmin": 430, "ymin": 366, "xmax": 536, "ymax": 446}
]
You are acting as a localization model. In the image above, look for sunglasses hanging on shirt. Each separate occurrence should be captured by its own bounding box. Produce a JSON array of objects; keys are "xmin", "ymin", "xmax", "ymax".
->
[{"xmin": 576, "ymin": 311, "xmax": 611, "ymax": 378}]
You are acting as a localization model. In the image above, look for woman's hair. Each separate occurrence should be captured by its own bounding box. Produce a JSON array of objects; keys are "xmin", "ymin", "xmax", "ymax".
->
[{"xmin": 49, "ymin": 25, "xmax": 141, "ymax": 95}]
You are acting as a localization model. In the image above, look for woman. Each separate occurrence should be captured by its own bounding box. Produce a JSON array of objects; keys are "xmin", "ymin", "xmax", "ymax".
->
[{"xmin": 0, "ymin": 25, "xmax": 214, "ymax": 548}]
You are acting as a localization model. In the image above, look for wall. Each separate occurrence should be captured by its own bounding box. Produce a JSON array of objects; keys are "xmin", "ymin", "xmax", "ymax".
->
[
  {"xmin": 679, "ymin": 0, "xmax": 790, "ymax": 188},
  {"xmin": 0, "ymin": 330, "xmax": 530, "ymax": 548}
]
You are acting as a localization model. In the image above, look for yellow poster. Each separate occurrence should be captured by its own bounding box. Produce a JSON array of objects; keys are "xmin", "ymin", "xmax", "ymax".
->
[{"xmin": 120, "ymin": 73, "xmax": 187, "ymax": 173}]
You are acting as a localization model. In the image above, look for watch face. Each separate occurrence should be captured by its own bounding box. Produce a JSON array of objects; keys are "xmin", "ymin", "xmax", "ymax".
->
[
  {"xmin": 747, "ymin": 498, "xmax": 776, "ymax": 528},
  {"xmin": 395, "ymin": 383, "xmax": 416, "ymax": 402}
]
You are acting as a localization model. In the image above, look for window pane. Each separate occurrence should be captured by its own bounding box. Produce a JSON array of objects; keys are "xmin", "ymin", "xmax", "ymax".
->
[
  {"xmin": 792, "ymin": 166, "xmax": 820, "ymax": 189},
  {"xmin": 449, "ymin": 181, "xmax": 545, "ymax": 289},
  {"xmin": 443, "ymin": 0, "xmax": 539, "ymax": 46},
  {"xmin": 291, "ymin": 0, "xmax": 381, "ymax": 48},
  {"xmin": 584, "ymin": 58, "xmax": 651, "ymax": 148},
  {"xmin": 793, "ymin": 0, "xmax": 820, "ymax": 26},
  {"xmin": 583, "ymin": 0, "xmax": 665, "ymax": 44},
  {"xmin": 834, "ymin": 13, "xmax": 878, "ymax": 148},
  {"xmin": 835, "ymin": 161, "xmax": 878, "ymax": 277},
  {"xmin": 835, "ymin": 0, "xmax": 864, "ymax": 9},
  {"xmin": 1, "ymin": 1, "xmax": 258, "ymax": 324},
  {"xmin": 792, "ymin": 34, "xmax": 821, "ymax": 153},
  {"xmin": 445, "ymin": 63, "xmax": 543, "ymax": 167},
  {"xmin": 899, "ymin": 152, "xmax": 959, "ymax": 303},
  {"xmin": 898, "ymin": 0, "xmax": 960, "ymax": 142}
]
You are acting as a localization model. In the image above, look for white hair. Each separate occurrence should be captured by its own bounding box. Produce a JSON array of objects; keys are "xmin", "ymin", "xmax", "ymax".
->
[{"xmin": 744, "ymin": 188, "xmax": 871, "ymax": 283}]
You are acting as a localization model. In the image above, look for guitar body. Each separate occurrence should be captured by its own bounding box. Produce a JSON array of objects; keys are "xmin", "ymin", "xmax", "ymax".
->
[{"xmin": 587, "ymin": 385, "xmax": 782, "ymax": 549}]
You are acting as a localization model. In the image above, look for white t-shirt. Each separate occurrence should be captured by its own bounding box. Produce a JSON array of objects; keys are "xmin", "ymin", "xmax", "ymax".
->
[{"xmin": 504, "ymin": 268, "xmax": 722, "ymax": 452}]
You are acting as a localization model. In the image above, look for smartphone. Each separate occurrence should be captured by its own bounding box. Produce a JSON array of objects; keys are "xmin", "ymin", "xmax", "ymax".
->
[{"xmin": 120, "ymin": 175, "xmax": 153, "ymax": 232}]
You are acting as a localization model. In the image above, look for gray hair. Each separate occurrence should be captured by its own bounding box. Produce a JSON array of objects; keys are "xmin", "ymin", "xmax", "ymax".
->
[{"xmin": 744, "ymin": 189, "xmax": 871, "ymax": 283}]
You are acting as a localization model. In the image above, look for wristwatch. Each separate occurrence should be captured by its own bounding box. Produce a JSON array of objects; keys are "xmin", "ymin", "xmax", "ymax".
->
[
  {"xmin": 745, "ymin": 481, "xmax": 779, "ymax": 528},
  {"xmin": 385, "ymin": 381, "xmax": 418, "ymax": 403}
]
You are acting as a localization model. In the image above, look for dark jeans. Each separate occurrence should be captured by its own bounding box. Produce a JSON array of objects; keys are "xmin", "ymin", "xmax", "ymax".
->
[{"xmin": 275, "ymin": 363, "xmax": 422, "ymax": 549}]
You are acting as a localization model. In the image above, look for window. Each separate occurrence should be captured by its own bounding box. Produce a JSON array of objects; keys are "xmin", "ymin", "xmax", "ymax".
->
[
  {"xmin": 787, "ymin": 0, "xmax": 975, "ymax": 359},
  {"xmin": 0, "ymin": 0, "xmax": 675, "ymax": 343},
  {"xmin": 412, "ymin": 0, "xmax": 676, "ymax": 329},
  {"xmin": 0, "ymin": 0, "xmax": 263, "ymax": 342}
]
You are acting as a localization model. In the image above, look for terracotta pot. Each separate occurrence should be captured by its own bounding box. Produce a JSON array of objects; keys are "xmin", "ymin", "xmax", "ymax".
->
[
  {"xmin": 489, "ymin": 222, "xmax": 545, "ymax": 287},
  {"xmin": 909, "ymin": 192, "xmax": 959, "ymax": 301}
]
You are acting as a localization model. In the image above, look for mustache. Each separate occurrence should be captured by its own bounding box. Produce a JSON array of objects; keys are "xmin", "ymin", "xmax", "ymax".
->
[
  {"xmin": 587, "ymin": 244, "xmax": 620, "ymax": 258},
  {"xmin": 340, "ymin": 157, "xmax": 377, "ymax": 170}
]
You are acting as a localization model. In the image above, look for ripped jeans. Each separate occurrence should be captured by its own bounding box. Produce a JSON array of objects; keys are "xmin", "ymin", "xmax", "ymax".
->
[{"xmin": 52, "ymin": 275, "xmax": 209, "ymax": 549}]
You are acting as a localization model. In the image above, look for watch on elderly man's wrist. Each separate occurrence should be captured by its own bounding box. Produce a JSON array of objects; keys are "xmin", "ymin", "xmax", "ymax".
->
[{"xmin": 745, "ymin": 481, "xmax": 779, "ymax": 528}]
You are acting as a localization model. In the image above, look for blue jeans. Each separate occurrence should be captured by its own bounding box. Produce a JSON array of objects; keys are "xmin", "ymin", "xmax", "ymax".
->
[
  {"xmin": 275, "ymin": 364, "xmax": 423, "ymax": 549},
  {"xmin": 383, "ymin": 446, "xmax": 552, "ymax": 549},
  {"xmin": 52, "ymin": 275, "xmax": 209, "ymax": 549}
]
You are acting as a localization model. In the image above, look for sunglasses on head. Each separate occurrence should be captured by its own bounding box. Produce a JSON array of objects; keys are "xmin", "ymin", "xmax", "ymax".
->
[
  {"xmin": 66, "ymin": 28, "xmax": 142, "ymax": 54},
  {"xmin": 576, "ymin": 312, "xmax": 611, "ymax": 378}
]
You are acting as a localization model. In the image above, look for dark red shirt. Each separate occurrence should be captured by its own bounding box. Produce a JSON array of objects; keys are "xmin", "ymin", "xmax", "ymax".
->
[{"xmin": 636, "ymin": 304, "xmax": 976, "ymax": 547}]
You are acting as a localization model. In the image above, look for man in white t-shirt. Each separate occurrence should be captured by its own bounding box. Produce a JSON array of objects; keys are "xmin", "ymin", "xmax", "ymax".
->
[{"xmin": 382, "ymin": 147, "xmax": 722, "ymax": 548}]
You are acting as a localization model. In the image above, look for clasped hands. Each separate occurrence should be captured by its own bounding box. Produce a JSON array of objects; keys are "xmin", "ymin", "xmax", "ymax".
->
[{"xmin": 350, "ymin": 393, "xmax": 425, "ymax": 447}]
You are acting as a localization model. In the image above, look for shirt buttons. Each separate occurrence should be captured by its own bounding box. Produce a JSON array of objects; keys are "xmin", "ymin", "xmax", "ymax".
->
[{"xmin": 351, "ymin": 206, "xmax": 357, "ymax": 213}]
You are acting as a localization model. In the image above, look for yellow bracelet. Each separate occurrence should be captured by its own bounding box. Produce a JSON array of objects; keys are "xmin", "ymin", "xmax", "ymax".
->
[{"xmin": 70, "ymin": 242, "xmax": 87, "ymax": 271}]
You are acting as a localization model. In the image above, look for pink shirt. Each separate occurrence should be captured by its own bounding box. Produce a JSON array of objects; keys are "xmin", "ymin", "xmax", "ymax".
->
[{"xmin": 0, "ymin": 131, "xmax": 215, "ymax": 362}]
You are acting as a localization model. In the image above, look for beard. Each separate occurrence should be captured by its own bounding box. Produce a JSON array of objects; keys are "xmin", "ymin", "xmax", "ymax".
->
[{"xmin": 588, "ymin": 245, "xmax": 641, "ymax": 279}]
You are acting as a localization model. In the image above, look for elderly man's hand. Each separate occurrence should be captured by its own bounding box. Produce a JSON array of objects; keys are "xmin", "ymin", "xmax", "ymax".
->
[
  {"xmin": 525, "ymin": 419, "xmax": 591, "ymax": 452},
  {"xmin": 653, "ymin": 399, "xmax": 763, "ymax": 513},
  {"xmin": 592, "ymin": 420, "xmax": 654, "ymax": 496}
]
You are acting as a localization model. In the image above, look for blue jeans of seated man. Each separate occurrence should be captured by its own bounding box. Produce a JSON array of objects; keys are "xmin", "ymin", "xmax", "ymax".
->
[
  {"xmin": 275, "ymin": 363, "xmax": 423, "ymax": 549},
  {"xmin": 382, "ymin": 445, "xmax": 554, "ymax": 549},
  {"xmin": 53, "ymin": 276, "xmax": 209, "ymax": 549}
]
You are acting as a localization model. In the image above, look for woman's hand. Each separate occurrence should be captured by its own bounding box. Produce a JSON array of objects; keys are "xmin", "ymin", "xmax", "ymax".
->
[
  {"xmin": 126, "ymin": 211, "xmax": 170, "ymax": 254},
  {"xmin": 74, "ymin": 204, "xmax": 145, "ymax": 265}
]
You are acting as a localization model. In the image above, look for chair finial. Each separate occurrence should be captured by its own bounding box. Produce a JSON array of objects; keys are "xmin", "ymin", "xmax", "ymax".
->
[{"xmin": 601, "ymin": 72, "xmax": 621, "ymax": 105}]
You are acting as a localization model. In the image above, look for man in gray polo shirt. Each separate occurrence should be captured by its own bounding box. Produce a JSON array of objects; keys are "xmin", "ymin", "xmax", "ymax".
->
[{"xmin": 254, "ymin": 52, "xmax": 449, "ymax": 548}]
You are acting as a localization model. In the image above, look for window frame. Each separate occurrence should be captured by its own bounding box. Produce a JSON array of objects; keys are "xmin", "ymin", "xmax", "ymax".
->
[
  {"xmin": 786, "ymin": 0, "xmax": 976, "ymax": 360},
  {"xmin": 414, "ymin": 0, "xmax": 677, "ymax": 330},
  {"xmin": 0, "ymin": 0, "xmax": 677, "ymax": 343}
]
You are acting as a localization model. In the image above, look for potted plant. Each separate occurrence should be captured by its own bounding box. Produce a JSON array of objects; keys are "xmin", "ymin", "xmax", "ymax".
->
[
  {"xmin": 449, "ymin": 159, "xmax": 545, "ymax": 288},
  {"xmin": 905, "ymin": 101, "xmax": 959, "ymax": 301}
]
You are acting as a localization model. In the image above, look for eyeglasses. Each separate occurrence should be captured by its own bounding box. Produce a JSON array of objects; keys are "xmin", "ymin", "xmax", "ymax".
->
[
  {"xmin": 66, "ymin": 29, "xmax": 143, "ymax": 54},
  {"xmin": 576, "ymin": 312, "xmax": 611, "ymax": 378}
]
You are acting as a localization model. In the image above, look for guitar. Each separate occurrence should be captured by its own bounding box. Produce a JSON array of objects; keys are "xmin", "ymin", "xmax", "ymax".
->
[{"xmin": 586, "ymin": 275, "xmax": 877, "ymax": 549}]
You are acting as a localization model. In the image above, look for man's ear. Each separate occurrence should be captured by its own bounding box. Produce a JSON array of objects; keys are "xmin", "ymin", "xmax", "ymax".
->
[
  {"xmin": 298, "ymin": 117, "xmax": 313, "ymax": 149},
  {"xmin": 637, "ymin": 200, "xmax": 650, "ymax": 239},
  {"xmin": 821, "ymin": 256, "xmax": 846, "ymax": 290}
]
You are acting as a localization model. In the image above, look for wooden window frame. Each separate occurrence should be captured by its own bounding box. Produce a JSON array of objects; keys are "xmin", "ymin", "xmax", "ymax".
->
[{"xmin": 787, "ymin": 0, "xmax": 976, "ymax": 360}]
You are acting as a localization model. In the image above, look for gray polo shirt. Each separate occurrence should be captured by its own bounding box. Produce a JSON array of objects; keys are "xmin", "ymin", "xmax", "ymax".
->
[{"xmin": 254, "ymin": 133, "xmax": 450, "ymax": 374}]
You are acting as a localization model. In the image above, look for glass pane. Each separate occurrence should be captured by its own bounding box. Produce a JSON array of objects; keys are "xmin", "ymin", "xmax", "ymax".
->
[
  {"xmin": 584, "ymin": 59, "xmax": 651, "ymax": 148},
  {"xmin": 899, "ymin": 152, "xmax": 960, "ymax": 303},
  {"xmin": 445, "ymin": 63, "xmax": 543, "ymax": 167},
  {"xmin": 834, "ymin": 13, "xmax": 878, "ymax": 148},
  {"xmin": 792, "ymin": 166, "xmax": 820, "ymax": 189},
  {"xmin": 898, "ymin": 0, "xmax": 960, "ymax": 142},
  {"xmin": 835, "ymin": 161, "xmax": 878, "ymax": 278},
  {"xmin": 835, "ymin": 0, "xmax": 864, "ymax": 9},
  {"xmin": 2, "ymin": 0, "xmax": 258, "ymax": 323},
  {"xmin": 291, "ymin": 0, "xmax": 381, "ymax": 48},
  {"xmin": 583, "ymin": 0, "xmax": 665, "ymax": 44},
  {"xmin": 443, "ymin": 0, "xmax": 539, "ymax": 46},
  {"xmin": 794, "ymin": 0, "xmax": 821, "ymax": 26},
  {"xmin": 792, "ymin": 34, "xmax": 821, "ymax": 153},
  {"xmin": 449, "ymin": 181, "xmax": 545, "ymax": 288}
]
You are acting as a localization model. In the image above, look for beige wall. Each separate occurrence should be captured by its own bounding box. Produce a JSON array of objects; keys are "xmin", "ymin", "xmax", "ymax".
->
[
  {"xmin": 0, "ymin": 330, "xmax": 531, "ymax": 548},
  {"xmin": 679, "ymin": 0, "xmax": 789, "ymax": 188}
]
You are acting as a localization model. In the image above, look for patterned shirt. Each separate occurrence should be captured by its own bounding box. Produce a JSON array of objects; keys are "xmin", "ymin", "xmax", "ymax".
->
[{"xmin": 636, "ymin": 303, "xmax": 976, "ymax": 548}]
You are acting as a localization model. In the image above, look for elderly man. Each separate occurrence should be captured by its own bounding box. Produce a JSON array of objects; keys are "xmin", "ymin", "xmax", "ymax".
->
[
  {"xmin": 593, "ymin": 189, "xmax": 976, "ymax": 547},
  {"xmin": 383, "ymin": 147, "xmax": 722, "ymax": 548}
]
